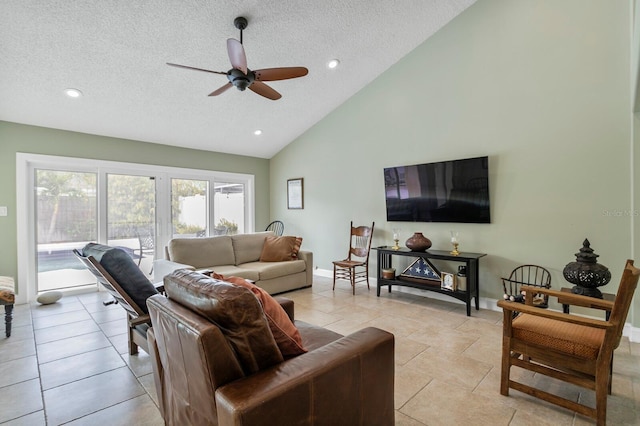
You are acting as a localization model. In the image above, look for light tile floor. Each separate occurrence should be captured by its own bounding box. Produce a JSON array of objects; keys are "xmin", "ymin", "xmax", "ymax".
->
[{"xmin": 1, "ymin": 276, "xmax": 639, "ymax": 425}]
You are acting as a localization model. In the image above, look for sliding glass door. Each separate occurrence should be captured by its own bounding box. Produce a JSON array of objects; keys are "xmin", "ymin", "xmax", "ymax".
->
[
  {"xmin": 107, "ymin": 174, "xmax": 156, "ymax": 275},
  {"xmin": 35, "ymin": 169, "xmax": 98, "ymax": 292},
  {"xmin": 20, "ymin": 154, "xmax": 255, "ymax": 301},
  {"xmin": 171, "ymin": 178, "xmax": 208, "ymax": 238},
  {"xmin": 170, "ymin": 179, "xmax": 246, "ymax": 237},
  {"xmin": 214, "ymin": 182, "xmax": 245, "ymax": 235}
]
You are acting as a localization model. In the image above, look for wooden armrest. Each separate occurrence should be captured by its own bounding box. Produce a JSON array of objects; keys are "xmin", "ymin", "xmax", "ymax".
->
[
  {"xmin": 520, "ymin": 285, "xmax": 615, "ymax": 310},
  {"xmin": 497, "ymin": 299, "xmax": 613, "ymax": 329},
  {"xmin": 129, "ymin": 314, "xmax": 151, "ymax": 327}
]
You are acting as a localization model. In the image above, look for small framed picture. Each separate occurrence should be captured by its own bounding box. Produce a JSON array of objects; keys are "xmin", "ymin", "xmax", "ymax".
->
[
  {"xmin": 441, "ymin": 272, "xmax": 456, "ymax": 291},
  {"xmin": 287, "ymin": 178, "xmax": 304, "ymax": 209}
]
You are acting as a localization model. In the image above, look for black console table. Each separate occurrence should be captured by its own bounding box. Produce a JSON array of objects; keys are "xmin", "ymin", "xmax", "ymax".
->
[{"xmin": 374, "ymin": 247, "xmax": 487, "ymax": 316}]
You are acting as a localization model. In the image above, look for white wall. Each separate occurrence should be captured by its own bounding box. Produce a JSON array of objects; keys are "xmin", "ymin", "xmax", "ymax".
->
[{"xmin": 271, "ymin": 0, "xmax": 634, "ymax": 322}]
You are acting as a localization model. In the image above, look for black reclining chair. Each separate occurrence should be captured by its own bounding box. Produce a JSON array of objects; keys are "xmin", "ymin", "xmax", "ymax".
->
[{"xmin": 74, "ymin": 243, "xmax": 161, "ymax": 355}]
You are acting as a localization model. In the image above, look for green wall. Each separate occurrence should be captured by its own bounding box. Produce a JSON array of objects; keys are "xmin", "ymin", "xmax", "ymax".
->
[
  {"xmin": 1, "ymin": 1, "xmax": 636, "ymax": 329},
  {"xmin": 0, "ymin": 121, "xmax": 271, "ymax": 293},
  {"xmin": 271, "ymin": 0, "xmax": 634, "ymax": 322}
]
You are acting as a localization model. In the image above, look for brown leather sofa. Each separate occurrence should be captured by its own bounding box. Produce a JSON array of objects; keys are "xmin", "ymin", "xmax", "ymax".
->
[{"xmin": 147, "ymin": 270, "xmax": 395, "ymax": 426}]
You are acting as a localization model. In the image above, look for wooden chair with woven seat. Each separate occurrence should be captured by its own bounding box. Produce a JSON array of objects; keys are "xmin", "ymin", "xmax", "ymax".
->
[
  {"xmin": 332, "ymin": 221, "xmax": 374, "ymax": 295},
  {"xmin": 498, "ymin": 259, "xmax": 640, "ymax": 426}
]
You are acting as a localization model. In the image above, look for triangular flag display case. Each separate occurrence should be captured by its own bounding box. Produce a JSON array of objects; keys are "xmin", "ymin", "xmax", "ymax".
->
[{"xmin": 399, "ymin": 257, "xmax": 441, "ymax": 283}]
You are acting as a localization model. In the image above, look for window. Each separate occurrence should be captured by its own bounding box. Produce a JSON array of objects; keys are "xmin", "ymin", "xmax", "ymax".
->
[{"xmin": 17, "ymin": 154, "xmax": 255, "ymax": 302}]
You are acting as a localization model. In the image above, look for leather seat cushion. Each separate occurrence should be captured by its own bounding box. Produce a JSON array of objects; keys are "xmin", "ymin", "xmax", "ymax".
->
[{"xmin": 164, "ymin": 269, "xmax": 284, "ymax": 374}]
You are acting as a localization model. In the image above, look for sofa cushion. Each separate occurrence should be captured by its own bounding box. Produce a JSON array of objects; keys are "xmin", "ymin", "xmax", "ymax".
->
[
  {"xmin": 204, "ymin": 265, "xmax": 260, "ymax": 282},
  {"xmin": 164, "ymin": 269, "xmax": 283, "ymax": 374},
  {"xmin": 231, "ymin": 232, "xmax": 273, "ymax": 265},
  {"xmin": 168, "ymin": 236, "xmax": 234, "ymax": 268},
  {"xmin": 240, "ymin": 260, "xmax": 306, "ymax": 282},
  {"xmin": 259, "ymin": 236, "xmax": 303, "ymax": 262},
  {"xmin": 212, "ymin": 273, "xmax": 307, "ymax": 357},
  {"xmin": 82, "ymin": 243, "xmax": 158, "ymax": 314}
]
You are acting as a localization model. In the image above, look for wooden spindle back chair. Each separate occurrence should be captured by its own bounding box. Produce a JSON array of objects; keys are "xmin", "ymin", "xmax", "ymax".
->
[{"xmin": 332, "ymin": 222, "xmax": 375, "ymax": 295}]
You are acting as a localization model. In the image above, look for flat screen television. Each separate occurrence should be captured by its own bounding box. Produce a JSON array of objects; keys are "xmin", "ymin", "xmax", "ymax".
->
[{"xmin": 384, "ymin": 156, "xmax": 490, "ymax": 223}]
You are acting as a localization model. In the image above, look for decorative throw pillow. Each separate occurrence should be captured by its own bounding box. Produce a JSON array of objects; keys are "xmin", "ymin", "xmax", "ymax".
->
[
  {"xmin": 165, "ymin": 270, "xmax": 283, "ymax": 374},
  {"xmin": 259, "ymin": 235, "xmax": 303, "ymax": 262},
  {"xmin": 212, "ymin": 272, "xmax": 307, "ymax": 357}
]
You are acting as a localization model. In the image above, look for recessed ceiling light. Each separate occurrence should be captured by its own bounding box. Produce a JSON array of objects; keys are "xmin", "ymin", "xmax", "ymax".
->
[
  {"xmin": 327, "ymin": 59, "xmax": 340, "ymax": 69},
  {"xmin": 254, "ymin": 129, "xmax": 262, "ymax": 136},
  {"xmin": 64, "ymin": 88, "xmax": 82, "ymax": 98}
]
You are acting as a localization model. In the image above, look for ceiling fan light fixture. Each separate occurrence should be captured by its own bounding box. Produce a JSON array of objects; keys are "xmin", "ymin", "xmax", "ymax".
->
[
  {"xmin": 64, "ymin": 88, "xmax": 83, "ymax": 98},
  {"xmin": 327, "ymin": 59, "xmax": 340, "ymax": 69},
  {"xmin": 227, "ymin": 68, "xmax": 254, "ymax": 91}
]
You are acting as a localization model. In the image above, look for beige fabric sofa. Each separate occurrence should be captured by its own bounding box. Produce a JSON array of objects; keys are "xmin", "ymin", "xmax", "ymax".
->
[{"xmin": 153, "ymin": 231, "xmax": 313, "ymax": 295}]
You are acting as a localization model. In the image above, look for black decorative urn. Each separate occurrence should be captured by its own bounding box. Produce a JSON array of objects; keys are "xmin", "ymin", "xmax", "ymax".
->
[{"xmin": 562, "ymin": 239, "xmax": 611, "ymax": 298}]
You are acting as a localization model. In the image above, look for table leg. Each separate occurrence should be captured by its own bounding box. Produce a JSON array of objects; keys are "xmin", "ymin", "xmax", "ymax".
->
[
  {"xmin": 4, "ymin": 304, "xmax": 13, "ymax": 337},
  {"xmin": 471, "ymin": 260, "xmax": 480, "ymax": 310}
]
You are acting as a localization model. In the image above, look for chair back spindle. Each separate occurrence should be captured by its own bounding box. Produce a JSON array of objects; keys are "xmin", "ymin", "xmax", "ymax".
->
[{"xmin": 265, "ymin": 220, "xmax": 284, "ymax": 236}]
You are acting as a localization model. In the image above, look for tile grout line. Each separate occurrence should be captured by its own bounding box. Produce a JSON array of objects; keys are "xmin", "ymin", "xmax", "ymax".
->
[{"xmin": 31, "ymin": 301, "xmax": 48, "ymax": 425}]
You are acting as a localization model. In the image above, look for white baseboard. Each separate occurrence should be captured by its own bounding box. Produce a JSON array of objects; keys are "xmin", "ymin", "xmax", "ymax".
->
[{"xmin": 314, "ymin": 269, "xmax": 640, "ymax": 342}]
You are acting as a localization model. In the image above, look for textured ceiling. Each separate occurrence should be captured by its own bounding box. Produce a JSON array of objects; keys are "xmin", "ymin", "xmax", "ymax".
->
[{"xmin": 0, "ymin": 0, "xmax": 476, "ymax": 159}]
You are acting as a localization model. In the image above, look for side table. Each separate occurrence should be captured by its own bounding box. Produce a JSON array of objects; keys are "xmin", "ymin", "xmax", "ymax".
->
[
  {"xmin": 558, "ymin": 287, "xmax": 614, "ymax": 321},
  {"xmin": 373, "ymin": 247, "xmax": 486, "ymax": 316}
]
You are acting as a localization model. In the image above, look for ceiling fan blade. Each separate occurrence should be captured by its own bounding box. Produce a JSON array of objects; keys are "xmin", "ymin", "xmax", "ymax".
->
[
  {"xmin": 227, "ymin": 38, "xmax": 247, "ymax": 74},
  {"xmin": 254, "ymin": 67, "xmax": 309, "ymax": 81},
  {"xmin": 208, "ymin": 82, "xmax": 233, "ymax": 96},
  {"xmin": 249, "ymin": 81, "xmax": 282, "ymax": 100},
  {"xmin": 166, "ymin": 63, "xmax": 227, "ymax": 75}
]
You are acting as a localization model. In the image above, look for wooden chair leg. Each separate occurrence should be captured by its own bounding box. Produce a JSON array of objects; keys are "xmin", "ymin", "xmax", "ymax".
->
[
  {"xmin": 351, "ymin": 268, "xmax": 355, "ymax": 295},
  {"xmin": 366, "ymin": 265, "xmax": 370, "ymax": 290},
  {"xmin": 608, "ymin": 356, "xmax": 613, "ymax": 395},
  {"xmin": 128, "ymin": 328, "xmax": 139, "ymax": 355},
  {"xmin": 332, "ymin": 265, "xmax": 337, "ymax": 290},
  {"xmin": 500, "ymin": 311, "xmax": 512, "ymax": 396},
  {"xmin": 595, "ymin": 367, "xmax": 608, "ymax": 426},
  {"xmin": 4, "ymin": 304, "xmax": 13, "ymax": 337},
  {"xmin": 128, "ymin": 315, "xmax": 139, "ymax": 355}
]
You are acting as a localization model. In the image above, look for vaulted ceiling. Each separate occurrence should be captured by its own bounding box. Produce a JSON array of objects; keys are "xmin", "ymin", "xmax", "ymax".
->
[{"xmin": 0, "ymin": 0, "xmax": 476, "ymax": 158}]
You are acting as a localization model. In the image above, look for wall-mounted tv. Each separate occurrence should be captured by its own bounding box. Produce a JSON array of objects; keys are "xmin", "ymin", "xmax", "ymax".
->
[{"xmin": 384, "ymin": 156, "xmax": 490, "ymax": 223}]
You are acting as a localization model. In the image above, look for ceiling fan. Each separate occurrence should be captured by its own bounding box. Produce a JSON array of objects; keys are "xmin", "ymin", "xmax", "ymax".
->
[{"xmin": 167, "ymin": 16, "xmax": 308, "ymax": 101}]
